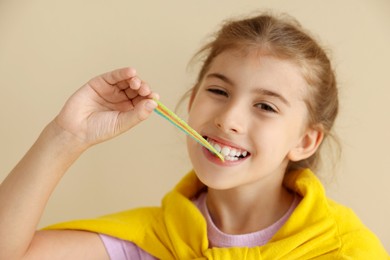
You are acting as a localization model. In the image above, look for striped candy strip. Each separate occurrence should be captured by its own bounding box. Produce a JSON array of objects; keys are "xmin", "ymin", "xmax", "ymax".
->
[{"xmin": 153, "ymin": 99, "xmax": 224, "ymax": 162}]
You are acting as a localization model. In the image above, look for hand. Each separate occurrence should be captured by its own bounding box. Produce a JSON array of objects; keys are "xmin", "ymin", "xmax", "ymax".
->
[{"xmin": 54, "ymin": 67, "xmax": 158, "ymax": 148}]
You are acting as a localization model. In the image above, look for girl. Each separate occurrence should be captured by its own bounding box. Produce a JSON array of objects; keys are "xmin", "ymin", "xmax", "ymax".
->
[{"xmin": 0, "ymin": 12, "xmax": 388, "ymax": 259}]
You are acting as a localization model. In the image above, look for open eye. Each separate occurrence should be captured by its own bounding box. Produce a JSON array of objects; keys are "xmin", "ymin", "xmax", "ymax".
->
[
  {"xmin": 207, "ymin": 88, "xmax": 228, "ymax": 97},
  {"xmin": 255, "ymin": 102, "xmax": 278, "ymax": 113}
]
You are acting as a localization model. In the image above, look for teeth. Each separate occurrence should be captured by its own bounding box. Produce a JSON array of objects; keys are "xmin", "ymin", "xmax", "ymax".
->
[
  {"xmin": 225, "ymin": 156, "xmax": 238, "ymax": 161},
  {"xmin": 230, "ymin": 148, "xmax": 237, "ymax": 157},
  {"xmin": 221, "ymin": 147, "xmax": 230, "ymax": 156},
  {"xmin": 207, "ymin": 138, "xmax": 249, "ymax": 161},
  {"xmin": 214, "ymin": 143, "xmax": 222, "ymax": 153}
]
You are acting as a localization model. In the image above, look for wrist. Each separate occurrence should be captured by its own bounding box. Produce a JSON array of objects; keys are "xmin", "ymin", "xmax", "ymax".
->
[{"xmin": 41, "ymin": 120, "xmax": 89, "ymax": 158}]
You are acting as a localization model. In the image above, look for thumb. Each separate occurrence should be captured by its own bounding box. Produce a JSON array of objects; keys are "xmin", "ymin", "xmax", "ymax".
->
[
  {"xmin": 136, "ymin": 99, "xmax": 158, "ymax": 121},
  {"xmin": 123, "ymin": 99, "xmax": 157, "ymax": 128}
]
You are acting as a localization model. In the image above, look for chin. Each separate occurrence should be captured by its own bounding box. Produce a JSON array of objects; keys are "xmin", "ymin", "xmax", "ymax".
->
[{"xmin": 192, "ymin": 167, "xmax": 239, "ymax": 190}]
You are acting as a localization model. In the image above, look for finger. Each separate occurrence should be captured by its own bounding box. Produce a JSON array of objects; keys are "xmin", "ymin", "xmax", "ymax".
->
[
  {"xmin": 120, "ymin": 99, "xmax": 157, "ymax": 129},
  {"xmin": 133, "ymin": 99, "xmax": 157, "ymax": 121},
  {"xmin": 128, "ymin": 77, "xmax": 141, "ymax": 90},
  {"xmin": 148, "ymin": 92, "xmax": 160, "ymax": 100},
  {"xmin": 117, "ymin": 80, "xmax": 129, "ymax": 90},
  {"xmin": 131, "ymin": 95, "xmax": 148, "ymax": 107},
  {"xmin": 125, "ymin": 90, "xmax": 159, "ymax": 107},
  {"xmin": 126, "ymin": 80, "xmax": 152, "ymax": 99},
  {"xmin": 138, "ymin": 82, "xmax": 152, "ymax": 96},
  {"xmin": 101, "ymin": 67, "xmax": 137, "ymax": 85},
  {"xmin": 124, "ymin": 88, "xmax": 138, "ymax": 100}
]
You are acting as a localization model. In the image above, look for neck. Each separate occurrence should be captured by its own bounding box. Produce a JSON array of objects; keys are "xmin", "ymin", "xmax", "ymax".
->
[{"xmin": 206, "ymin": 173, "xmax": 293, "ymax": 235}]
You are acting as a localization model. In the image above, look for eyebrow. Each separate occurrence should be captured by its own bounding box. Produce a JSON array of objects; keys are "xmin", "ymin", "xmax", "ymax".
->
[
  {"xmin": 205, "ymin": 72, "xmax": 291, "ymax": 107},
  {"xmin": 254, "ymin": 88, "xmax": 291, "ymax": 107},
  {"xmin": 205, "ymin": 73, "xmax": 235, "ymax": 86}
]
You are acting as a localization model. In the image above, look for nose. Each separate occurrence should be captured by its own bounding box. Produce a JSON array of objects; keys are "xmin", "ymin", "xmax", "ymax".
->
[{"xmin": 214, "ymin": 103, "xmax": 246, "ymax": 134}]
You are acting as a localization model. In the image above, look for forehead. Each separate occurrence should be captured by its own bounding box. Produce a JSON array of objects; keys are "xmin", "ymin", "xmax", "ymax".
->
[{"xmin": 204, "ymin": 49, "xmax": 308, "ymax": 100}]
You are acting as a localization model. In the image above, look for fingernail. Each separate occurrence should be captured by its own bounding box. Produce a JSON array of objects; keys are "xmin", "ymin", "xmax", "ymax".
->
[{"xmin": 145, "ymin": 100, "xmax": 157, "ymax": 111}]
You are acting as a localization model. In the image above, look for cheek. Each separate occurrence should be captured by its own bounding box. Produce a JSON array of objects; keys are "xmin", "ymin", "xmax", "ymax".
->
[
  {"xmin": 187, "ymin": 110, "xmax": 200, "ymax": 130},
  {"xmin": 252, "ymin": 121, "xmax": 300, "ymax": 154},
  {"xmin": 186, "ymin": 136, "xmax": 194, "ymax": 155},
  {"xmin": 187, "ymin": 94, "xmax": 210, "ymax": 127},
  {"xmin": 186, "ymin": 136, "xmax": 202, "ymax": 169}
]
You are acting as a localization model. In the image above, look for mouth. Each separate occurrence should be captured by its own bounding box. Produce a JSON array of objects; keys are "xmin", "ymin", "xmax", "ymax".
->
[{"xmin": 205, "ymin": 137, "xmax": 250, "ymax": 162}]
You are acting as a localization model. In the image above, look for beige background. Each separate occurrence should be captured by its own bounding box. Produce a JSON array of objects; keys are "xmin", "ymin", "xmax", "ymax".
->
[{"xmin": 1, "ymin": 0, "xmax": 389, "ymax": 251}]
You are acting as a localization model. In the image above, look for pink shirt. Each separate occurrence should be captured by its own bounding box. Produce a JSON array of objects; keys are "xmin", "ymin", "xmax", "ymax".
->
[{"xmin": 100, "ymin": 192, "xmax": 300, "ymax": 260}]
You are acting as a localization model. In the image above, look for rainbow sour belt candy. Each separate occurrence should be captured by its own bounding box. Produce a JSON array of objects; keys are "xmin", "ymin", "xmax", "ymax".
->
[{"xmin": 153, "ymin": 99, "xmax": 224, "ymax": 162}]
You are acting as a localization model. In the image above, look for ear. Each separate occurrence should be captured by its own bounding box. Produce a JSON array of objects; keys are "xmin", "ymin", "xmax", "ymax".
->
[{"xmin": 288, "ymin": 125, "xmax": 324, "ymax": 162}]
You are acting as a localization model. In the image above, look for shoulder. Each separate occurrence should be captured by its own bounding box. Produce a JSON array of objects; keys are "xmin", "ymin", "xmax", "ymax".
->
[
  {"xmin": 285, "ymin": 169, "xmax": 388, "ymax": 257},
  {"xmin": 326, "ymin": 199, "xmax": 389, "ymax": 258}
]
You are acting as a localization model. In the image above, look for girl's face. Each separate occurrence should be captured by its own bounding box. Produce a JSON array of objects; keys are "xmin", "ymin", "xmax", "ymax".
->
[{"xmin": 187, "ymin": 49, "xmax": 316, "ymax": 191}]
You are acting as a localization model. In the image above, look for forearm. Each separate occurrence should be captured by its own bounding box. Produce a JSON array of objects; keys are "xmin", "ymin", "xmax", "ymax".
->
[{"xmin": 0, "ymin": 121, "xmax": 87, "ymax": 259}]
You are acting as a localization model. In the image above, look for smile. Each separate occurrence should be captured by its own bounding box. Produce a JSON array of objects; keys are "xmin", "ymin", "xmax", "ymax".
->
[{"xmin": 206, "ymin": 137, "xmax": 250, "ymax": 162}]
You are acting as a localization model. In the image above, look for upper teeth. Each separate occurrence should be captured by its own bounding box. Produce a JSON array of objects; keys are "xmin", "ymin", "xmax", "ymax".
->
[{"xmin": 207, "ymin": 138, "xmax": 248, "ymax": 161}]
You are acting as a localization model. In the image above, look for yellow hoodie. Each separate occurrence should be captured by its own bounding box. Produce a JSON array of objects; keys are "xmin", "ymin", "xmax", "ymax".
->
[{"xmin": 46, "ymin": 169, "xmax": 389, "ymax": 259}]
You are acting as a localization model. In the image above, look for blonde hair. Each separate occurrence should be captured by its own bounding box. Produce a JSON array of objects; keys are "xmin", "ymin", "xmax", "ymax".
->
[{"xmin": 187, "ymin": 12, "xmax": 339, "ymax": 173}]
